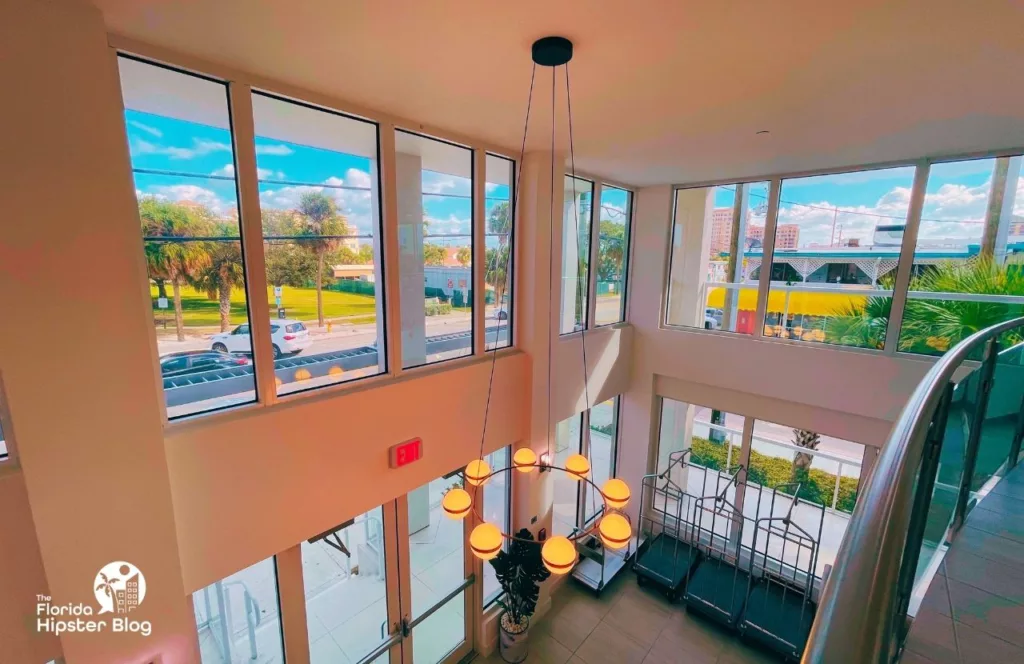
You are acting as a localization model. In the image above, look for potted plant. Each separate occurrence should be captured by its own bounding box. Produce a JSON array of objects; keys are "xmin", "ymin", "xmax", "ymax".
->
[{"xmin": 489, "ymin": 528, "xmax": 551, "ymax": 663}]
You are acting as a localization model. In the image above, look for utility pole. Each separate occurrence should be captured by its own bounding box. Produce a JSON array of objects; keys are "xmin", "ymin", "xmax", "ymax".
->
[
  {"xmin": 723, "ymin": 184, "xmax": 749, "ymax": 331},
  {"xmin": 829, "ymin": 207, "xmax": 839, "ymax": 247},
  {"xmin": 980, "ymin": 156, "xmax": 1021, "ymax": 264}
]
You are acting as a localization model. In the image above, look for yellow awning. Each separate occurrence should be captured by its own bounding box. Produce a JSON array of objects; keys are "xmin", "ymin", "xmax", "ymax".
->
[{"xmin": 706, "ymin": 287, "xmax": 871, "ymax": 317}]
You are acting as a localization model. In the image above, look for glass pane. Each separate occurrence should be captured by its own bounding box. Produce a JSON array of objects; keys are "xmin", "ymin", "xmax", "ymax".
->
[
  {"xmin": 899, "ymin": 157, "xmax": 1024, "ymax": 355},
  {"xmin": 485, "ymin": 154, "xmax": 514, "ymax": 350},
  {"xmin": 395, "ymin": 131, "xmax": 474, "ymax": 368},
  {"xmin": 482, "ymin": 447, "xmax": 510, "ymax": 606},
  {"xmin": 117, "ymin": 56, "xmax": 257, "ymax": 419},
  {"xmin": 408, "ymin": 472, "xmax": 467, "ymax": 618},
  {"xmin": 665, "ymin": 182, "xmax": 768, "ymax": 333},
  {"xmin": 584, "ymin": 399, "xmax": 618, "ymax": 525},
  {"xmin": 302, "ymin": 506, "xmax": 389, "ymax": 664},
  {"xmin": 251, "ymin": 93, "xmax": 385, "ymax": 395},
  {"xmin": 595, "ymin": 187, "xmax": 631, "ymax": 326},
  {"xmin": 561, "ymin": 176, "xmax": 594, "ymax": 334},
  {"xmin": 768, "ymin": 167, "xmax": 915, "ymax": 349},
  {"xmin": 553, "ymin": 415, "xmax": 583, "ymax": 536},
  {"xmin": 193, "ymin": 557, "xmax": 284, "ymax": 664},
  {"xmin": 412, "ymin": 590, "xmax": 465, "ymax": 664},
  {"xmin": 748, "ymin": 419, "xmax": 865, "ymax": 574}
]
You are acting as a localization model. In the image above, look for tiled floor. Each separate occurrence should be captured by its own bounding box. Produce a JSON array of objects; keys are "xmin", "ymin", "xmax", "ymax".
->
[
  {"xmin": 477, "ymin": 573, "xmax": 776, "ymax": 664},
  {"xmin": 905, "ymin": 465, "xmax": 1024, "ymax": 663}
]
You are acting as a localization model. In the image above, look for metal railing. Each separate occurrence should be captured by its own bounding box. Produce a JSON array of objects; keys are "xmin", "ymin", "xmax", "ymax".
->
[{"xmin": 803, "ymin": 316, "xmax": 1024, "ymax": 663}]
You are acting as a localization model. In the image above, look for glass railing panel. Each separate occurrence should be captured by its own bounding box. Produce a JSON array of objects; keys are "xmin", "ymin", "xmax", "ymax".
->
[{"xmin": 971, "ymin": 341, "xmax": 1024, "ymax": 487}]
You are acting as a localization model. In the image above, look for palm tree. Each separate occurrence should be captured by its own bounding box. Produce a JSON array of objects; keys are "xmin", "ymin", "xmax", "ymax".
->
[
  {"xmin": 792, "ymin": 428, "xmax": 821, "ymax": 473},
  {"xmin": 487, "ymin": 201, "xmax": 511, "ymax": 247},
  {"xmin": 190, "ymin": 221, "xmax": 244, "ymax": 332},
  {"xmin": 899, "ymin": 257, "xmax": 1024, "ymax": 354},
  {"xmin": 455, "ymin": 246, "xmax": 471, "ymax": 267},
  {"xmin": 295, "ymin": 192, "xmax": 349, "ymax": 327},
  {"xmin": 139, "ymin": 198, "xmax": 213, "ymax": 341},
  {"xmin": 824, "ymin": 295, "xmax": 891, "ymax": 349}
]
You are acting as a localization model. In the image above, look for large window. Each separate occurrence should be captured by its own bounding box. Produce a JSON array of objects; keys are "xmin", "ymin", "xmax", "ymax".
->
[
  {"xmin": 583, "ymin": 399, "xmax": 619, "ymax": 525},
  {"xmin": 767, "ymin": 167, "xmax": 915, "ymax": 349},
  {"xmin": 482, "ymin": 446, "xmax": 511, "ymax": 606},
  {"xmin": 552, "ymin": 414, "xmax": 583, "ymax": 537},
  {"xmin": 666, "ymin": 157, "xmax": 1024, "ymax": 358},
  {"xmin": 485, "ymin": 155, "xmax": 515, "ymax": 350},
  {"xmin": 655, "ymin": 398, "xmax": 868, "ymax": 574},
  {"xmin": 899, "ymin": 157, "xmax": 1024, "ymax": 354},
  {"xmin": 301, "ymin": 507, "xmax": 388, "ymax": 664},
  {"xmin": 193, "ymin": 557, "xmax": 284, "ymax": 664},
  {"xmin": 595, "ymin": 187, "xmax": 632, "ymax": 326},
  {"xmin": 666, "ymin": 181, "xmax": 769, "ymax": 334},
  {"xmin": 560, "ymin": 176, "xmax": 594, "ymax": 334},
  {"xmin": 252, "ymin": 93, "xmax": 385, "ymax": 395},
  {"xmin": 553, "ymin": 400, "xmax": 622, "ymax": 535},
  {"xmin": 118, "ymin": 56, "xmax": 257, "ymax": 419},
  {"xmin": 395, "ymin": 131, "xmax": 475, "ymax": 368}
]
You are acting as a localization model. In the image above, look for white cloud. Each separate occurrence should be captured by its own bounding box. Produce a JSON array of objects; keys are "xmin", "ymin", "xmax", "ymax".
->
[
  {"xmin": 132, "ymin": 138, "xmax": 231, "ymax": 160},
  {"xmin": 211, "ymin": 165, "xmax": 285, "ymax": 180},
  {"xmin": 258, "ymin": 171, "xmax": 375, "ymax": 234},
  {"xmin": 424, "ymin": 214, "xmax": 471, "ymax": 237},
  {"xmin": 255, "ymin": 143, "xmax": 294, "ymax": 156},
  {"xmin": 211, "ymin": 164, "xmax": 235, "ymax": 177},
  {"xmin": 128, "ymin": 120, "xmax": 162, "ymax": 138},
  {"xmin": 422, "ymin": 171, "xmax": 471, "ymax": 196},
  {"xmin": 144, "ymin": 184, "xmax": 232, "ymax": 216}
]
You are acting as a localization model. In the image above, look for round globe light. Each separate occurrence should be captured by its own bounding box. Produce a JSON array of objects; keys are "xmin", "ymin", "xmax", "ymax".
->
[
  {"xmin": 598, "ymin": 512, "xmax": 632, "ymax": 550},
  {"xmin": 564, "ymin": 454, "xmax": 590, "ymax": 480},
  {"xmin": 601, "ymin": 478, "xmax": 631, "ymax": 510},
  {"xmin": 441, "ymin": 488, "xmax": 472, "ymax": 520},
  {"xmin": 512, "ymin": 448, "xmax": 538, "ymax": 473},
  {"xmin": 465, "ymin": 459, "xmax": 491, "ymax": 486},
  {"xmin": 470, "ymin": 522, "xmax": 503, "ymax": 561},
  {"xmin": 541, "ymin": 536, "xmax": 578, "ymax": 575}
]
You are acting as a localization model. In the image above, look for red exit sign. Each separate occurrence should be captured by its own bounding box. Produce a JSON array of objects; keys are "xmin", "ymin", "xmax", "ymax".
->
[{"xmin": 389, "ymin": 438, "xmax": 423, "ymax": 468}]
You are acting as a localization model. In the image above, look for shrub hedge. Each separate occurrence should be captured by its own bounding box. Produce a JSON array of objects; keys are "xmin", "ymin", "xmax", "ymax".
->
[
  {"xmin": 689, "ymin": 437, "xmax": 859, "ymax": 513},
  {"xmin": 425, "ymin": 302, "xmax": 453, "ymax": 316}
]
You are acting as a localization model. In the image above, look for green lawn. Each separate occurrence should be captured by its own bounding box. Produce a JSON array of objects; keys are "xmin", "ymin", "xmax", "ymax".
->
[{"xmin": 151, "ymin": 284, "xmax": 377, "ymax": 328}]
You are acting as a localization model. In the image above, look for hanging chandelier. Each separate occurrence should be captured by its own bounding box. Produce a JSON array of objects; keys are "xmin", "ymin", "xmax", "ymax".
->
[{"xmin": 442, "ymin": 36, "xmax": 633, "ymax": 576}]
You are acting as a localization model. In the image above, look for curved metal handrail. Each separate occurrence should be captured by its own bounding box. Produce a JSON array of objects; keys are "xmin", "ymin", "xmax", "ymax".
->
[{"xmin": 804, "ymin": 316, "xmax": 1024, "ymax": 663}]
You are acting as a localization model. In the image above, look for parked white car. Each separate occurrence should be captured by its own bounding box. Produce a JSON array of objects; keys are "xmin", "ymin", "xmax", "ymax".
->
[{"xmin": 211, "ymin": 320, "xmax": 312, "ymax": 359}]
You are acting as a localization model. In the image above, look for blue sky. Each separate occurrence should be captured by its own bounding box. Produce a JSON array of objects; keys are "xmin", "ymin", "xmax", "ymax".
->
[
  {"xmin": 126, "ymin": 110, "xmax": 512, "ymax": 248},
  {"xmin": 708, "ymin": 159, "xmax": 1019, "ymax": 248}
]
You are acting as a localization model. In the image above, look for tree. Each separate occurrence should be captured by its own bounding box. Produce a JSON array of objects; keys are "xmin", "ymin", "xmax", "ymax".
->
[
  {"xmin": 596, "ymin": 220, "xmax": 625, "ymax": 282},
  {"xmin": 792, "ymin": 428, "xmax": 821, "ymax": 473},
  {"xmin": 485, "ymin": 246, "xmax": 510, "ymax": 292},
  {"xmin": 139, "ymin": 198, "xmax": 213, "ymax": 341},
  {"xmin": 487, "ymin": 201, "xmax": 511, "ymax": 246},
  {"xmin": 455, "ymin": 246, "xmax": 471, "ymax": 267},
  {"xmin": 824, "ymin": 293, "xmax": 892, "ymax": 349},
  {"xmin": 424, "ymin": 243, "xmax": 446, "ymax": 266},
  {"xmin": 356, "ymin": 244, "xmax": 374, "ymax": 264},
  {"xmin": 190, "ymin": 221, "xmax": 244, "ymax": 332},
  {"xmin": 898, "ymin": 257, "xmax": 1024, "ymax": 354},
  {"xmin": 295, "ymin": 191, "xmax": 350, "ymax": 326}
]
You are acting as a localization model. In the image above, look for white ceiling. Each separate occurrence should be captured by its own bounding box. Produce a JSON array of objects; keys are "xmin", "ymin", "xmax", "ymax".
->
[{"xmin": 95, "ymin": 0, "xmax": 1024, "ymax": 187}]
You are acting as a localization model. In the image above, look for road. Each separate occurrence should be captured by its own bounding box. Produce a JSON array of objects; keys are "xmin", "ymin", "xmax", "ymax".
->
[{"xmin": 164, "ymin": 325, "xmax": 509, "ymax": 410}]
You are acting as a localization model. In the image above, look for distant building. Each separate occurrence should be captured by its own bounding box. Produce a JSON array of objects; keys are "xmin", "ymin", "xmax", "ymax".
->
[
  {"xmin": 710, "ymin": 207, "xmax": 799, "ymax": 253},
  {"xmin": 333, "ymin": 264, "xmax": 375, "ymax": 281},
  {"xmin": 341, "ymin": 237, "xmax": 360, "ymax": 251}
]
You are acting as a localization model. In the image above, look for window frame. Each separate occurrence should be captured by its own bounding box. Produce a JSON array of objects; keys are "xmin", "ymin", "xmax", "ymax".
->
[
  {"xmin": 661, "ymin": 149, "xmax": 1024, "ymax": 361},
  {"xmin": 593, "ymin": 185, "xmax": 633, "ymax": 328},
  {"xmin": 117, "ymin": 53, "xmax": 261, "ymax": 421},
  {"xmin": 111, "ymin": 45, "xmax": 520, "ymax": 427},
  {"xmin": 482, "ymin": 445, "xmax": 513, "ymax": 609},
  {"xmin": 484, "ymin": 153, "xmax": 517, "ymax": 351}
]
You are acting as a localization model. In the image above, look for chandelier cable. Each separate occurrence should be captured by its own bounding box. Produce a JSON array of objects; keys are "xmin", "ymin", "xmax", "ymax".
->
[
  {"xmin": 565, "ymin": 62, "xmax": 597, "ymax": 522},
  {"xmin": 473, "ymin": 62, "xmax": 536, "ymax": 498},
  {"xmin": 546, "ymin": 65, "xmax": 556, "ymax": 462}
]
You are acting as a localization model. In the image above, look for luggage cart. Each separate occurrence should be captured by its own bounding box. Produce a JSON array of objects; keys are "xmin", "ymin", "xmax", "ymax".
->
[
  {"xmin": 683, "ymin": 469, "xmax": 756, "ymax": 627},
  {"xmin": 633, "ymin": 452, "xmax": 738, "ymax": 602},
  {"xmin": 572, "ymin": 531, "xmax": 633, "ymax": 596},
  {"xmin": 739, "ymin": 483, "xmax": 825, "ymax": 662}
]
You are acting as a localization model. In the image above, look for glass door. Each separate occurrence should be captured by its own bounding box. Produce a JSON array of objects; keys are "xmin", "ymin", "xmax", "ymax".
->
[
  {"xmin": 398, "ymin": 469, "xmax": 474, "ymax": 664},
  {"xmin": 289, "ymin": 472, "xmax": 475, "ymax": 664}
]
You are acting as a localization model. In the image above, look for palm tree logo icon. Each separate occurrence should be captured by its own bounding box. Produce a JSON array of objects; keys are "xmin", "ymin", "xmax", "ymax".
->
[{"xmin": 93, "ymin": 562, "xmax": 146, "ymax": 614}]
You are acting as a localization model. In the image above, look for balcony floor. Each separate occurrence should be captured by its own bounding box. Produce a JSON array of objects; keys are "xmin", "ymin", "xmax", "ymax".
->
[{"xmin": 904, "ymin": 464, "xmax": 1024, "ymax": 663}]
